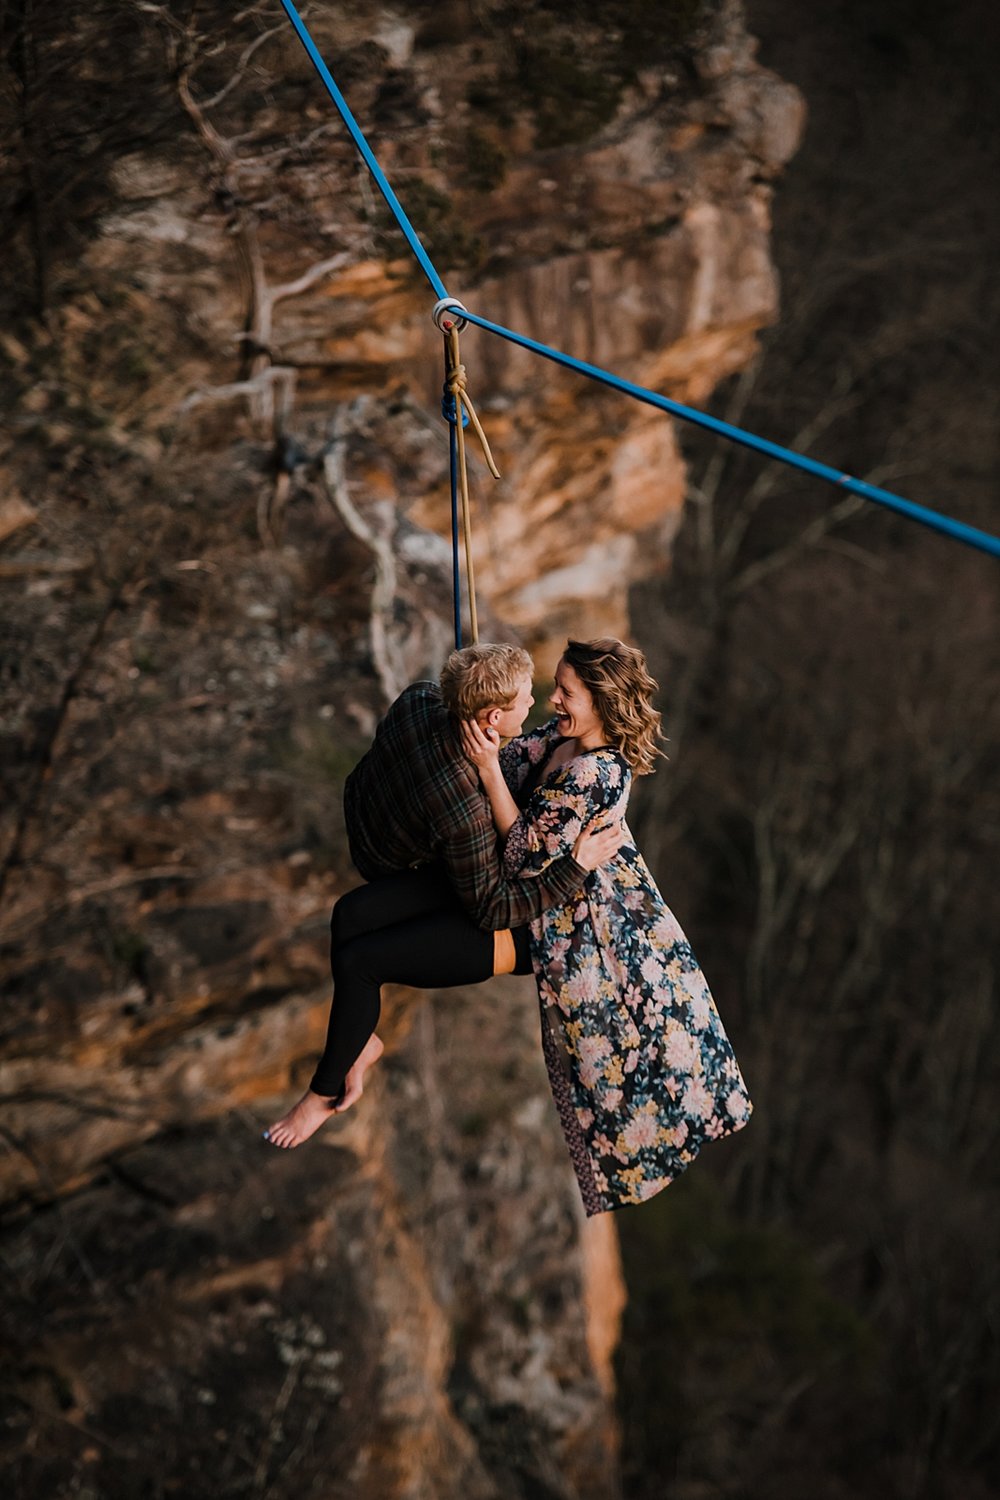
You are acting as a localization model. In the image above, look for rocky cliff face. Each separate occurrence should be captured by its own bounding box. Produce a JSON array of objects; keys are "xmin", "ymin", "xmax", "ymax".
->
[{"xmin": 0, "ymin": 2, "xmax": 799, "ymax": 1495}]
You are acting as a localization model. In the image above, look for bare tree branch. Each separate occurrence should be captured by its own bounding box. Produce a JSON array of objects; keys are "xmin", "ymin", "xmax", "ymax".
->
[
  {"xmin": 199, "ymin": 22, "xmax": 286, "ymax": 111},
  {"xmin": 320, "ymin": 404, "xmax": 405, "ymax": 707},
  {"xmin": 726, "ymin": 492, "xmax": 868, "ymax": 597}
]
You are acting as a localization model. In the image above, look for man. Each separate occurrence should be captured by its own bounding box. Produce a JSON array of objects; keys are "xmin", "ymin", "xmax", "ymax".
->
[
  {"xmin": 265, "ymin": 643, "xmax": 620, "ymax": 1147},
  {"xmin": 345, "ymin": 643, "xmax": 590, "ymax": 930}
]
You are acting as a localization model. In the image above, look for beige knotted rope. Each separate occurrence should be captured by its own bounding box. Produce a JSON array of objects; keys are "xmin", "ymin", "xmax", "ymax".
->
[{"xmin": 443, "ymin": 321, "xmax": 500, "ymax": 644}]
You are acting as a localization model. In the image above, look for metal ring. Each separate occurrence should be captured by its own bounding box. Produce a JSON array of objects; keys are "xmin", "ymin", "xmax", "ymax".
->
[{"xmin": 432, "ymin": 296, "xmax": 468, "ymax": 333}]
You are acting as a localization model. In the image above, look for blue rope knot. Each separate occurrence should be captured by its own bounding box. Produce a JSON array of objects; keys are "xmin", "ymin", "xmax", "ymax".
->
[{"xmin": 441, "ymin": 389, "xmax": 470, "ymax": 428}]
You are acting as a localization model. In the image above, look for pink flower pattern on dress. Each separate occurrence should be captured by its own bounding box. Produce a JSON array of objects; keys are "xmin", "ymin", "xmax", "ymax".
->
[
  {"xmin": 621, "ymin": 1110, "xmax": 660, "ymax": 1151},
  {"xmin": 500, "ymin": 720, "xmax": 753, "ymax": 1215}
]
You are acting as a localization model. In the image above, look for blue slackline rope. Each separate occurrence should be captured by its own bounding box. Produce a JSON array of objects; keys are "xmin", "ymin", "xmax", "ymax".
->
[
  {"xmin": 442, "ymin": 391, "xmax": 468, "ymax": 647},
  {"xmin": 275, "ymin": 0, "xmax": 1000, "ymax": 564},
  {"xmin": 457, "ymin": 308, "xmax": 1000, "ymax": 561},
  {"xmin": 276, "ymin": 0, "xmax": 448, "ymax": 301}
]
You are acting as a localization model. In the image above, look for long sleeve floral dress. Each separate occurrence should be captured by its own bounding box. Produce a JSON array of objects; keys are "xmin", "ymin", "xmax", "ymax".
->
[{"xmin": 500, "ymin": 719, "xmax": 752, "ymax": 1216}]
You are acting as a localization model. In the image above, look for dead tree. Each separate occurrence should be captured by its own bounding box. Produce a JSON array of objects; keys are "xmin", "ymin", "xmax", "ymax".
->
[{"xmin": 135, "ymin": 2, "xmax": 351, "ymax": 542}]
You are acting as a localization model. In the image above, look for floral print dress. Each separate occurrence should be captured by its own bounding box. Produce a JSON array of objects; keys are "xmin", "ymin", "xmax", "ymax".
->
[{"xmin": 500, "ymin": 720, "xmax": 752, "ymax": 1216}]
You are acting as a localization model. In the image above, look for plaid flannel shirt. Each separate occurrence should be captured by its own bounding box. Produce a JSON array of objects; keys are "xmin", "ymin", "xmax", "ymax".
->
[{"xmin": 343, "ymin": 682, "xmax": 586, "ymax": 931}]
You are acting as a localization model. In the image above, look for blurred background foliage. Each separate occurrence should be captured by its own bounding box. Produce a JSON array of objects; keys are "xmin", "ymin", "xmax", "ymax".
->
[{"xmin": 622, "ymin": 1, "xmax": 1000, "ymax": 1495}]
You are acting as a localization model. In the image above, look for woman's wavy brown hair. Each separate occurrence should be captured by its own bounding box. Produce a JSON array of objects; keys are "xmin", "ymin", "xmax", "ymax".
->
[{"xmin": 563, "ymin": 638, "xmax": 666, "ymax": 776}]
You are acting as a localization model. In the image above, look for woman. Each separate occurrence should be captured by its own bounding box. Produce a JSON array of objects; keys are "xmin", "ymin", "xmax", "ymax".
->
[{"xmin": 462, "ymin": 637, "xmax": 752, "ymax": 1216}]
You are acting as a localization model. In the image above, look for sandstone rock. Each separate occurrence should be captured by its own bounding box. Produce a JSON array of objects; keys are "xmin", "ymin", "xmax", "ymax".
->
[{"xmin": 0, "ymin": 495, "xmax": 38, "ymax": 544}]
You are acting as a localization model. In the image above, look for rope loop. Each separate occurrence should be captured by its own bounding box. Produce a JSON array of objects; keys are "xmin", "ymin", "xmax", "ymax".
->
[
  {"xmin": 443, "ymin": 325, "xmax": 500, "ymax": 480},
  {"xmin": 440, "ymin": 322, "xmax": 502, "ymax": 646},
  {"xmin": 441, "ymin": 390, "xmax": 470, "ymax": 428}
]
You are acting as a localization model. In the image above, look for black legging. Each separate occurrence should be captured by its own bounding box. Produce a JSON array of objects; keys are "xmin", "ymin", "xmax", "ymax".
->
[{"xmin": 310, "ymin": 865, "xmax": 532, "ymax": 1097}]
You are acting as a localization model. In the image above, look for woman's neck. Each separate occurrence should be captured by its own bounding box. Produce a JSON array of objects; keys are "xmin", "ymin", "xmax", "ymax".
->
[
  {"xmin": 574, "ymin": 727, "xmax": 608, "ymax": 752},
  {"xmin": 556, "ymin": 728, "xmax": 607, "ymax": 758}
]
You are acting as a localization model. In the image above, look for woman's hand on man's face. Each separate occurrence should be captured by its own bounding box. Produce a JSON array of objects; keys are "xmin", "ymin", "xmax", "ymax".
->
[{"xmin": 461, "ymin": 717, "xmax": 501, "ymax": 771}]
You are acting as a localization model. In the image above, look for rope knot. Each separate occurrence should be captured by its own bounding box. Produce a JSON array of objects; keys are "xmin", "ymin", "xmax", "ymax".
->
[{"xmin": 445, "ymin": 361, "xmax": 468, "ymax": 398}]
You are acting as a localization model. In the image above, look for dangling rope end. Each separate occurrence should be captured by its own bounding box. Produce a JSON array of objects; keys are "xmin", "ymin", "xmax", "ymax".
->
[
  {"xmin": 482, "ymin": 447, "xmax": 501, "ymax": 481},
  {"xmin": 466, "ymin": 402, "xmax": 501, "ymax": 480}
]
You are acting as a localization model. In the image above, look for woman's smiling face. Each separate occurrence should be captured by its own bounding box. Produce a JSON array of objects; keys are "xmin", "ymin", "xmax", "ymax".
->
[{"xmin": 550, "ymin": 658, "xmax": 606, "ymax": 746}]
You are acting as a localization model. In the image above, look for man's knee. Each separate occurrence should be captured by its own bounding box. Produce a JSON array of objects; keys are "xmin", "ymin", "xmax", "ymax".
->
[
  {"xmin": 330, "ymin": 892, "xmax": 349, "ymax": 948},
  {"xmin": 331, "ymin": 885, "xmax": 369, "ymax": 949}
]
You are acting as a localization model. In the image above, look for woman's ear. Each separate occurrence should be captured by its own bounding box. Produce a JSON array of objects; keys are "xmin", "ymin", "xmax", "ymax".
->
[{"xmin": 486, "ymin": 707, "xmax": 501, "ymax": 726}]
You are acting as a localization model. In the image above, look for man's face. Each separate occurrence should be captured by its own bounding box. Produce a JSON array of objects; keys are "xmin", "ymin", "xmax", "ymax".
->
[{"xmin": 481, "ymin": 674, "xmax": 534, "ymax": 740}]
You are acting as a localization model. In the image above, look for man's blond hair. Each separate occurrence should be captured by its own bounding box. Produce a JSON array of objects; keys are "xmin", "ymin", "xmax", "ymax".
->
[{"xmin": 439, "ymin": 642, "xmax": 533, "ymax": 719}]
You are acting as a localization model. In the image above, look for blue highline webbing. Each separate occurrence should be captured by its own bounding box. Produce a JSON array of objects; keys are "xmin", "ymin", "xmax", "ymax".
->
[
  {"xmin": 277, "ymin": 0, "xmax": 447, "ymax": 301},
  {"xmin": 458, "ymin": 309, "xmax": 1000, "ymax": 561},
  {"xmin": 275, "ymin": 0, "xmax": 1000, "ymax": 563}
]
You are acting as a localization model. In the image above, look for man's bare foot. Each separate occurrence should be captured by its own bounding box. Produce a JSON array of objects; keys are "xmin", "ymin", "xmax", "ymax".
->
[
  {"xmin": 263, "ymin": 1033, "xmax": 385, "ymax": 1147},
  {"xmin": 333, "ymin": 1032, "xmax": 384, "ymax": 1114},
  {"xmin": 264, "ymin": 1089, "xmax": 339, "ymax": 1149}
]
